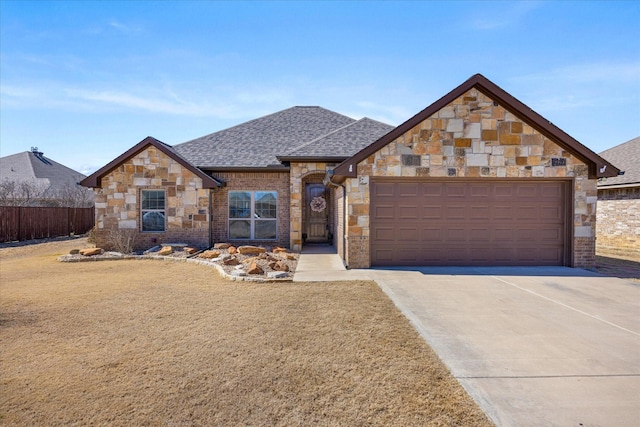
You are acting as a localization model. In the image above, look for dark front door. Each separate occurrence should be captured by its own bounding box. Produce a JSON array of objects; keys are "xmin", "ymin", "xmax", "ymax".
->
[{"xmin": 305, "ymin": 183, "xmax": 329, "ymax": 242}]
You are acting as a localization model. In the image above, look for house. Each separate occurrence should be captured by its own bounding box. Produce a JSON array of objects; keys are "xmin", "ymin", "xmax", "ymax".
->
[
  {"xmin": 81, "ymin": 74, "xmax": 619, "ymax": 268},
  {"xmin": 0, "ymin": 148, "xmax": 93, "ymax": 207},
  {"xmin": 81, "ymin": 107, "xmax": 394, "ymax": 251},
  {"xmin": 596, "ymin": 137, "xmax": 639, "ymax": 259}
]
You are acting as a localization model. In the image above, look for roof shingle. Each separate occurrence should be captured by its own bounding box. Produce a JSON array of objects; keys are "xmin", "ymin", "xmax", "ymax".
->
[
  {"xmin": 598, "ymin": 136, "xmax": 640, "ymax": 188},
  {"xmin": 173, "ymin": 106, "xmax": 361, "ymax": 168}
]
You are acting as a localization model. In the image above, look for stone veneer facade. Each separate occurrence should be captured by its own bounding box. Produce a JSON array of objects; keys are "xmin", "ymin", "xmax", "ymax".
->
[
  {"xmin": 93, "ymin": 146, "xmax": 211, "ymax": 250},
  {"xmin": 596, "ymin": 187, "xmax": 640, "ymax": 259},
  {"xmin": 344, "ymin": 88, "xmax": 598, "ymax": 269}
]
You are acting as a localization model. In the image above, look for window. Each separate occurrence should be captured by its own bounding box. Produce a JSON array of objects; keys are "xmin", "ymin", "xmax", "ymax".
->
[
  {"xmin": 229, "ymin": 191, "xmax": 277, "ymax": 240},
  {"xmin": 141, "ymin": 190, "xmax": 165, "ymax": 232}
]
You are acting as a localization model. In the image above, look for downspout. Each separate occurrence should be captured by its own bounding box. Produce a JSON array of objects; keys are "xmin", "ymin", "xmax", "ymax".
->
[
  {"xmin": 324, "ymin": 171, "xmax": 348, "ymax": 268},
  {"xmin": 208, "ymin": 189, "xmax": 213, "ymax": 248}
]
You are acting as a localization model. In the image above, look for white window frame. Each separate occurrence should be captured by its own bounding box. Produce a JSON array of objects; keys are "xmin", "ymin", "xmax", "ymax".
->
[
  {"xmin": 228, "ymin": 191, "xmax": 277, "ymax": 240},
  {"xmin": 141, "ymin": 189, "xmax": 166, "ymax": 232}
]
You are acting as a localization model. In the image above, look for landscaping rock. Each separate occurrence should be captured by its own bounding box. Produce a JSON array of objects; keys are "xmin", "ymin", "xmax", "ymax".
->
[
  {"xmin": 273, "ymin": 261, "xmax": 289, "ymax": 272},
  {"xmin": 69, "ymin": 249, "xmax": 80, "ymax": 255},
  {"xmin": 237, "ymin": 245, "xmax": 266, "ymax": 255},
  {"xmin": 158, "ymin": 246, "xmax": 173, "ymax": 256},
  {"xmin": 228, "ymin": 246, "xmax": 237, "ymax": 254},
  {"xmin": 144, "ymin": 245, "xmax": 162, "ymax": 254},
  {"xmin": 80, "ymin": 248, "xmax": 102, "ymax": 256},
  {"xmin": 213, "ymin": 243, "xmax": 231, "ymax": 249},
  {"xmin": 199, "ymin": 250, "xmax": 221, "ymax": 259},
  {"xmin": 243, "ymin": 256, "xmax": 258, "ymax": 266},
  {"xmin": 222, "ymin": 256, "xmax": 239, "ymax": 266},
  {"xmin": 184, "ymin": 247, "xmax": 199, "ymax": 255},
  {"xmin": 286, "ymin": 254, "xmax": 296, "ymax": 260},
  {"xmin": 247, "ymin": 262, "xmax": 263, "ymax": 275},
  {"xmin": 267, "ymin": 271, "xmax": 288, "ymax": 279},
  {"xmin": 273, "ymin": 247, "xmax": 287, "ymax": 254}
]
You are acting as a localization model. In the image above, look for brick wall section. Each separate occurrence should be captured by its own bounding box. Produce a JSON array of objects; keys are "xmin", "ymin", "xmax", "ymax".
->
[
  {"xmin": 211, "ymin": 172, "xmax": 290, "ymax": 248},
  {"xmin": 345, "ymin": 88, "xmax": 598, "ymax": 268},
  {"xmin": 596, "ymin": 187, "xmax": 640, "ymax": 259},
  {"xmin": 289, "ymin": 162, "xmax": 338, "ymax": 251},
  {"xmin": 93, "ymin": 146, "xmax": 210, "ymax": 250}
]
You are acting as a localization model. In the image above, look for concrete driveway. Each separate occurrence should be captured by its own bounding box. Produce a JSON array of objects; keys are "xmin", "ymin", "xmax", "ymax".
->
[{"xmin": 370, "ymin": 266, "xmax": 640, "ymax": 427}]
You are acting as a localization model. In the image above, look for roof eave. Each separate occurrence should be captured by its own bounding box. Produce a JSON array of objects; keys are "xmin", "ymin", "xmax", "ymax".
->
[
  {"xmin": 276, "ymin": 156, "xmax": 349, "ymax": 162},
  {"xmin": 200, "ymin": 166, "xmax": 291, "ymax": 173}
]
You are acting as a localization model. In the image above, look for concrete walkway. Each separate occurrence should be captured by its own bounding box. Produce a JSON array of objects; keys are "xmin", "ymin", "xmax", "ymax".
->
[
  {"xmin": 293, "ymin": 248, "xmax": 640, "ymax": 426},
  {"xmin": 293, "ymin": 244, "xmax": 372, "ymax": 281}
]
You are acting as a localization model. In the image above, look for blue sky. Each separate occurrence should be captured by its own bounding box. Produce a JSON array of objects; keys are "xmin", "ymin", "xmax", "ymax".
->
[{"xmin": 1, "ymin": 0, "xmax": 639, "ymax": 175}]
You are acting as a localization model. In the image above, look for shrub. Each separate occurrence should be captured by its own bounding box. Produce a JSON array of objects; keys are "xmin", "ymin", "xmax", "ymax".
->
[{"xmin": 105, "ymin": 228, "xmax": 138, "ymax": 254}]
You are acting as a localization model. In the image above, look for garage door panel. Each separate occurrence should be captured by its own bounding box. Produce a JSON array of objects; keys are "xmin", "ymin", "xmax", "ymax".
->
[
  {"xmin": 371, "ymin": 180, "xmax": 568, "ymax": 266},
  {"xmin": 373, "ymin": 182, "xmax": 395, "ymax": 197},
  {"xmin": 398, "ymin": 227, "xmax": 420, "ymax": 241},
  {"xmin": 372, "ymin": 226, "xmax": 395, "ymax": 241},
  {"xmin": 423, "ymin": 206, "xmax": 442, "ymax": 219},
  {"xmin": 373, "ymin": 205, "xmax": 395, "ymax": 219},
  {"xmin": 541, "ymin": 205, "xmax": 563, "ymax": 220},
  {"xmin": 421, "ymin": 228, "xmax": 442, "ymax": 242},
  {"xmin": 398, "ymin": 205, "xmax": 419, "ymax": 219},
  {"xmin": 446, "ymin": 205, "xmax": 466, "ymax": 219}
]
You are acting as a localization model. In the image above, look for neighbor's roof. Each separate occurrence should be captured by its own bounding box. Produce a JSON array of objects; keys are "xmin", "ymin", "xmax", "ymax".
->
[
  {"xmin": 0, "ymin": 150, "xmax": 86, "ymax": 192},
  {"xmin": 81, "ymin": 136, "xmax": 221, "ymax": 188},
  {"xmin": 174, "ymin": 106, "xmax": 367, "ymax": 169},
  {"xmin": 277, "ymin": 117, "xmax": 395, "ymax": 161},
  {"xmin": 598, "ymin": 136, "xmax": 640, "ymax": 188},
  {"xmin": 333, "ymin": 73, "xmax": 620, "ymax": 180}
]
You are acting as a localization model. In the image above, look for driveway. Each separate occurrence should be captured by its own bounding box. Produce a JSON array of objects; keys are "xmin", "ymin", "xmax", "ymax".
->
[{"xmin": 370, "ymin": 266, "xmax": 640, "ymax": 427}]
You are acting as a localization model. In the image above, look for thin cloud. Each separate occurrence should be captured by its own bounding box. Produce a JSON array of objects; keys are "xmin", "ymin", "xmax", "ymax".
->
[
  {"xmin": 108, "ymin": 20, "xmax": 143, "ymax": 35},
  {"xmin": 471, "ymin": 1, "xmax": 542, "ymax": 30},
  {"xmin": 509, "ymin": 62, "xmax": 640, "ymax": 112}
]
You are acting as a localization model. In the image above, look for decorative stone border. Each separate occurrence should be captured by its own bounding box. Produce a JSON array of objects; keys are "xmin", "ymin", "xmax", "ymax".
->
[{"xmin": 58, "ymin": 254, "xmax": 294, "ymax": 283}]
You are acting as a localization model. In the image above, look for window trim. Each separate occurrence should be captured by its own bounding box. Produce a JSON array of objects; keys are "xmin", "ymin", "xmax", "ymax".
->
[
  {"xmin": 228, "ymin": 190, "xmax": 277, "ymax": 240},
  {"xmin": 141, "ymin": 189, "xmax": 166, "ymax": 232}
]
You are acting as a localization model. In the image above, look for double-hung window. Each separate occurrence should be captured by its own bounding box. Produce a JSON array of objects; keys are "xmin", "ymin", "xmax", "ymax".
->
[
  {"xmin": 229, "ymin": 191, "xmax": 277, "ymax": 240},
  {"xmin": 141, "ymin": 190, "xmax": 165, "ymax": 232}
]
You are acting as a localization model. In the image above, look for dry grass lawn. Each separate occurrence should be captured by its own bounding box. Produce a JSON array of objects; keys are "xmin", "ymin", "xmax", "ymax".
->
[{"xmin": 0, "ymin": 238, "xmax": 492, "ymax": 426}]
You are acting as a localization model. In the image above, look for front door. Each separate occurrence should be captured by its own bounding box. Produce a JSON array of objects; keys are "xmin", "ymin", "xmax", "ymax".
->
[{"xmin": 305, "ymin": 183, "xmax": 329, "ymax": 242}]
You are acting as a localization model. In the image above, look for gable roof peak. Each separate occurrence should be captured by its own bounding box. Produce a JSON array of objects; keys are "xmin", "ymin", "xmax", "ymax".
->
[
  {"xmin": 80, "ymin": 136, "xmax": 220, "ymax": 189},
  {"xmin": 333, "ymin": 73, "xmax": 619, "ymax": 180}
]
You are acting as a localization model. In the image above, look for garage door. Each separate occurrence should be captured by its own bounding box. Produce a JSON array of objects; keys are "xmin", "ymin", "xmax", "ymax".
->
[{"xmin": 370, "ymin": 180, "xmax": 569, "ymax": 266}]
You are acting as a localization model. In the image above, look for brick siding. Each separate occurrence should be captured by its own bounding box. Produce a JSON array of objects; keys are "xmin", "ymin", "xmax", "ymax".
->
[
  {"xmin": 210, "ymin": 172, "xmax": 290, "ymax": 248},
  {"xmin": 596, "ymin": 187, "xmax": 640, "ymax": 259}
]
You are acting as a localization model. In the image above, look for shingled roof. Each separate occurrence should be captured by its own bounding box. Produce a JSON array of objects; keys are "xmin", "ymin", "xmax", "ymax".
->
[
  {"xmin": 0, "ymin": 150, "xmax": 86, "ymax": 192},
  {"xmin": 598, "ymin": 136, "xmax": 639, "ymax": 188},
  {"xmin": 277, "ymin": 117, "xmax": 395, "ymax": 161},
  {"xmin": 173, "ymin": 106, "xmax": 386, "ymax": 169}
]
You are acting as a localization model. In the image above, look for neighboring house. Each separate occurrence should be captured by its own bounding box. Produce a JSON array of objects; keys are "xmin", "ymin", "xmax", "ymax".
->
[
  {"xmin": 596, "ymin": 137, "xmax": 640, "ymax": 259},
  {"xmin": 81, "ymin": 74, "xmax": 619, "ymax": 269},
  {"xmin": 0, "ymin": 148, "xmax": 93, "ymax": 207}
]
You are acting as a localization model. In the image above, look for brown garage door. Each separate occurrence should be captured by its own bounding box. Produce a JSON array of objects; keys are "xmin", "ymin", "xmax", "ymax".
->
[{"xmin": 370, "ymin": 180, "xmax": 570, "ymax": 266}]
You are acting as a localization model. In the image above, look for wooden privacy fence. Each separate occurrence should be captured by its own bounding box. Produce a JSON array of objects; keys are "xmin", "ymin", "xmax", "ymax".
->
[{"xmin": 0, "ymin": 206, "xmax": 95, "ymax": 243}]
